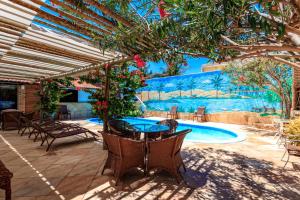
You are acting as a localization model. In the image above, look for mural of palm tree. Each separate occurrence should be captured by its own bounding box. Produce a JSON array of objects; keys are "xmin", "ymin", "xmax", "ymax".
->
[
  {"xmin": 188, "ymin": 79, "xmax": 196, "ymax": 97},
  {"xmin": 176, "ymin": 81, "xmax": 184, "ymax": 97},
  {"xmin": 211, "ymin": 74, "xmax": 223, "ymax": 98},
  {"xmin": 156, "ymin": 83, "xmax": 164, "ymax": 100}
]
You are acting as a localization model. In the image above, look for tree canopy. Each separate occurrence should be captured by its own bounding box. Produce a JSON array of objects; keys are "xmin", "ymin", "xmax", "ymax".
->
[{"xmin": 98, "ymin": 0, "xmax": 300, "ymax": 68}]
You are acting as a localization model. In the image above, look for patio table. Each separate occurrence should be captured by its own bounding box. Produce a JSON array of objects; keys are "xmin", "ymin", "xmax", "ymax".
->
[{"xmin": 132, "ymin": 123, "xmax": 170, "ymax": 172}]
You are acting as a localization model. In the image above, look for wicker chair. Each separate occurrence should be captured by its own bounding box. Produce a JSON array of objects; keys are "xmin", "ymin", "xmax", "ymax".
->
[
  {"xmin": 1, "ymin": 109, "xmax": 22, "ymax": 131},
  {"xmin": 57, "ymin": 105, "xmax": 71, "ymax": 120},
  {"xmin": 156, "ymin": 119, "xmax": 179, "ymax": 139},
  {"xmin": 101, "ymin": 132, "xmax": 145, "ymax": 185},
  {"xmin": 18, "ymin": 112, "xmax": 35, "ymax": 135},
  {"xmin": 282, "ymin": 137, "xmax": 300, "ymax": 169},
  {"xmin": 167, "ymin": 106, "xmax": 178, "ymax": 119},
  {"xmin": 192, "ymin": 107, "xmax": 205, "ymax": 122},
  {"xmin": 108, "ymin": 119, "xmax": 140, "ymax": 139},
  {"xmin": 147, "ymin": 129, "xmax": 191, "ymax": 183},
  {"xmin": 0, "ymin": 160, "xmax": 13, "ymax": 200}
]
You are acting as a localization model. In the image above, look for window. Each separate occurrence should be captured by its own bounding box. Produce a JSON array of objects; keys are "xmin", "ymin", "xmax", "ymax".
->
[
  {"xmin": 60, "ymin": 89, "xmax": 78, "ymax": 102},
  {"xmin": 0, "ymin": 84, "xmax": 17, "ymax": 111}
]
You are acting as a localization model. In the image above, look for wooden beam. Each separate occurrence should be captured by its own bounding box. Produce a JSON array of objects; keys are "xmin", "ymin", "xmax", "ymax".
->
[
  {"xmin": 6, "ymin": 51, "xmax": 80, "ymax": 68},
  {"xmin": 32, "ymin": 19, "xmax": 90, "ymax": 42},
  {"xmin": 51, "ymin": 0, "xmax": 115, "ymax": 31},
  {"xmin": 10, "ymin": 0, "xmax": 103, "ymax": 39},
  {"xmin": 0, "ymin": 69, "xmax": 41, "ymax": 78},
  {"xmin": 64, "ymin": 0, "xmax": 116, "ymax": 28},
  {"xmin": 84, "ymin": 0, "xmax": 132, "ymax": 27},
  {"xmin": 16, "ymin": 40, "xmax": 102, "ymax": 63},
  {"xmin": 51, "ymin": 56, "xmax": 131, "ymax": 78},
  {"xmin": 30, "ymin": 0, "xmax": 112, "ymax": 35},
  {"xmin": 0, "ymin": 76, "xmax": 35, "ymax": 82},
  {"xmin": 0, "ymin": 63, "xmax": 57, "ymax": 75},
  {"xmin": 0, "ymin": 60, "xmax": 66, "ymax": 72}
]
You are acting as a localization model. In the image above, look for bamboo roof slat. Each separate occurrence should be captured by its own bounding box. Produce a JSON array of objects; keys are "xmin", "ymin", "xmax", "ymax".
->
[
  {"xmin": 0, "ymin": 0, "xmax": 151, "ymax": 82},
  {"xmin": 30, "ymin": 0, "xmax": 112, "ymax": 35},
  {"xmin": 0, "ymin": 60, "xmax": 65, "ymax": 73},
  {"xmin": 0, "ymin": 63, "xmax": 58, "ymax": 75}
]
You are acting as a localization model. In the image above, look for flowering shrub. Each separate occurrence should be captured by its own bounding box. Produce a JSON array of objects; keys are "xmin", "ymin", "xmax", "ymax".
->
[{"xmin": 80, "ymin": 62, "xmax": 145, "ymax": 121}]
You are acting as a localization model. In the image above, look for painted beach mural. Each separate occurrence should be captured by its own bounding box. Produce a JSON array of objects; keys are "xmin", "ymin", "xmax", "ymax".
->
[{"xmin": 136, "ymin": 71, "xmax": 280, "ymax": 114}]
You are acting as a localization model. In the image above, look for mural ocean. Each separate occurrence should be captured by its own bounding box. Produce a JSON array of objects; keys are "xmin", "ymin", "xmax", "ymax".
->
[{"xmin": 137, "ymin": 71, "xmax": 280, "ymax": 114}]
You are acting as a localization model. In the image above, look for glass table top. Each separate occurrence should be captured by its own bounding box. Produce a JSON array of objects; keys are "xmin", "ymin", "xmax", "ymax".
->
[{"xmin": 132, "ymin": 124, "xmax": 170, "ymax": 133}]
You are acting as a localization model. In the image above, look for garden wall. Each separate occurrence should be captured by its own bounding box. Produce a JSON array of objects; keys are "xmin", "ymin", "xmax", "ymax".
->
[
  {"xmin": 145, "ymin": 110, "xmax": 277, "ymax": 128},
  {"xmin": 137, "ymin": 70, "xmax": 284, "ymax": 128}
]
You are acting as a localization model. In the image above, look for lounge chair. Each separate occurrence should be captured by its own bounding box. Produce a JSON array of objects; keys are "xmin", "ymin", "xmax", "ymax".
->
[
  {"xmin": 282, "ymin": 137, "xmax": 300, "ymax": 169},
  {"xmin": 108, "ymin": 119, "xmax": 140, "ymax": 139},
  {"xmin": 57, "ymin": 105, "xmax": 71, "ymax": 120},
  {"xmin": 1, "ymin": 109, "xmax": 22, "ymax": 131},
  {"xmin": 192, "ymin": 107, "xmax": 205, "ymax": 122},
  {"xmin": 101, "ymin": 132, "xmax": 145, "ymax": 185},
  {"xmin": 156, "ymin": 119, "xmax": 179, "ymax": 139},
  {"xmin": 0, "ymin": 160, "xmax": 13, "ymax": 200},
  {"xmin": 167, "ymin": 106, "xmax": 178, "ymax": 119},
  {"xmin": 147, "ymin": 129, "xmax": 191, "ymax": 183},
  {"xmin": 18, "ymin": 112, "xmax": 35, "ymax": 136},
  {"xmin": 29, "ymin": 120, "xmax": 69, "ymax": 142},
  {"xmin": 31, "ymin": 121, "xmax": 95, "ymax": 151}
]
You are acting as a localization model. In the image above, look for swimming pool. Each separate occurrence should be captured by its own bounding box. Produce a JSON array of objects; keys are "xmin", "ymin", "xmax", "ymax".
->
[{"xmin": 87, "ymin": 117, "xmax": 245, "ymax": 144}]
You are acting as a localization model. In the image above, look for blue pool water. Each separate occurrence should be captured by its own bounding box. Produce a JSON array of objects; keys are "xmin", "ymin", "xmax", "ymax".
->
[{"xmin": 87, "ymin": 117, "xmax": 244, "ymax": 143}]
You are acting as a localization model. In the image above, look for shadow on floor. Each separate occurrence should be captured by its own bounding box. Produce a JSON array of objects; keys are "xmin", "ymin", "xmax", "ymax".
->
[{"xmin": 82, "ymin": 147, "xmax": 300, "ymax": 200}]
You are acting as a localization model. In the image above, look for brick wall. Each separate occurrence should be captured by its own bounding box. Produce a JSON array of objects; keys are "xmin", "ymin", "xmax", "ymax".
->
[
  {"xmin": 24, "ymin": 84, "xmax": 40, "ymax": 118},
  {"xmin": 17, "ymin": 85, "xmax": 25, "ymax": 112}
]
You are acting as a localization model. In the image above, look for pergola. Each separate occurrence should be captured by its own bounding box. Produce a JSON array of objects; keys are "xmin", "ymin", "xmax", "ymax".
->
[{"xmin": 0, "ymin": 0, "xmax": 146, "ymax": 82}]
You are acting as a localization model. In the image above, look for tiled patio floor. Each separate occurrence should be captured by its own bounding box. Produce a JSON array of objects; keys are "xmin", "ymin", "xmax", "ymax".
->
[{"xmin": 0, "ymin": 120, "xmax": 300, "ymax": 200}]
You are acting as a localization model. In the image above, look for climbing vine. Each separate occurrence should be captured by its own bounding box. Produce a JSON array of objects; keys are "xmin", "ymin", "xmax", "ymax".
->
[{"xmin": 38, "ymin": 77, "xmax": 74, "ymax": 119}]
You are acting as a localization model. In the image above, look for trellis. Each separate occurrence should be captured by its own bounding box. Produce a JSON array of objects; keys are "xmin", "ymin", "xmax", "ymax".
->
[{"xmin": 0, "ymin": 0, "xmax": 152, "ymax": 82}]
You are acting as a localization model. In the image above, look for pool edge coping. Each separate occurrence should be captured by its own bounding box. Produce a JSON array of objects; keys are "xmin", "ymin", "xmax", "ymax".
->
[{"xmin": 86, "ymin": 117, "xmax": 247, "ymax": 144}]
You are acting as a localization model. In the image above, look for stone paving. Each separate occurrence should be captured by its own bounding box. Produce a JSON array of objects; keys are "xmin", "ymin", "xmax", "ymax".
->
[{"xmin": 0, "ymin": 120, "xmax": 299, "ymax": 200}]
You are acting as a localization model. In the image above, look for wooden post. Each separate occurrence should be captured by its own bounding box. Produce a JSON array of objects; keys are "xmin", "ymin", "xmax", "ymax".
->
[{"xmin": 103, "ymin": 65, "xmax": 111, "ymax": 133}]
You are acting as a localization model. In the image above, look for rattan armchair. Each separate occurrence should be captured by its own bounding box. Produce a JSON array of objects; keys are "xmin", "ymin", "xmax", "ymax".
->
[
  {"xmin": 108, "ymin": 119, "xmax": 140, "ymax": 139},
  {"xmin": 147, "ymin": 129, "xmax": 191, "ymax": 183},
  {"xmin": 101, "ymin": 132, "xmax": 145, "ymax": 185},
  {"xmin": 156, "ymin": 119, "xmax": 179, "ymax": 139},
  {"xmin": 1, "ymin": 109, "xmax": 22, "ymax": 131},
  {"xmin": 0, "ymin": 160, "xmax": 13, "ymax": 200}
]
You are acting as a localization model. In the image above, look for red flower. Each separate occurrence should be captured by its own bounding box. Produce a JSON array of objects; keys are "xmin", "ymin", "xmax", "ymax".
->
[
  {"xmin": 239, "ymin": 76, "xmax": 245, "ymax": 82},
  {"xmin": 102, "ymin": 101, "xmax": 108, "ymax": 109},
  {"xmin": 76, "ymin": 87, "xmax": 81, "ymax": 91},
  {"xmin": 118, "ymin": 74, "xmax": 127, "ymax": 79},
  {"xmin": 104, "ymin": 64, "xmax": 110, "ymax": 70},
  {"xmin": 131, "ymin": 70, "xmax": 142, "ymax": 76},
  {"xmin": 158, "ymin": 0, "xmax": 171, "ymax": 18},
  {"xmin": 95, "ymin": 100, "xmax": 108, "ymax": 110},
  {"xmin": 133, "ymin": 55, "xmax": 146, "ymax": 68}
]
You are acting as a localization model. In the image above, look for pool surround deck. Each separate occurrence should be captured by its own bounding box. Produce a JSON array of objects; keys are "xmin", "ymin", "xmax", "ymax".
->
[{"xmin": 0, "ymin": 118, "xmax": 299, "ymax": 199}]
